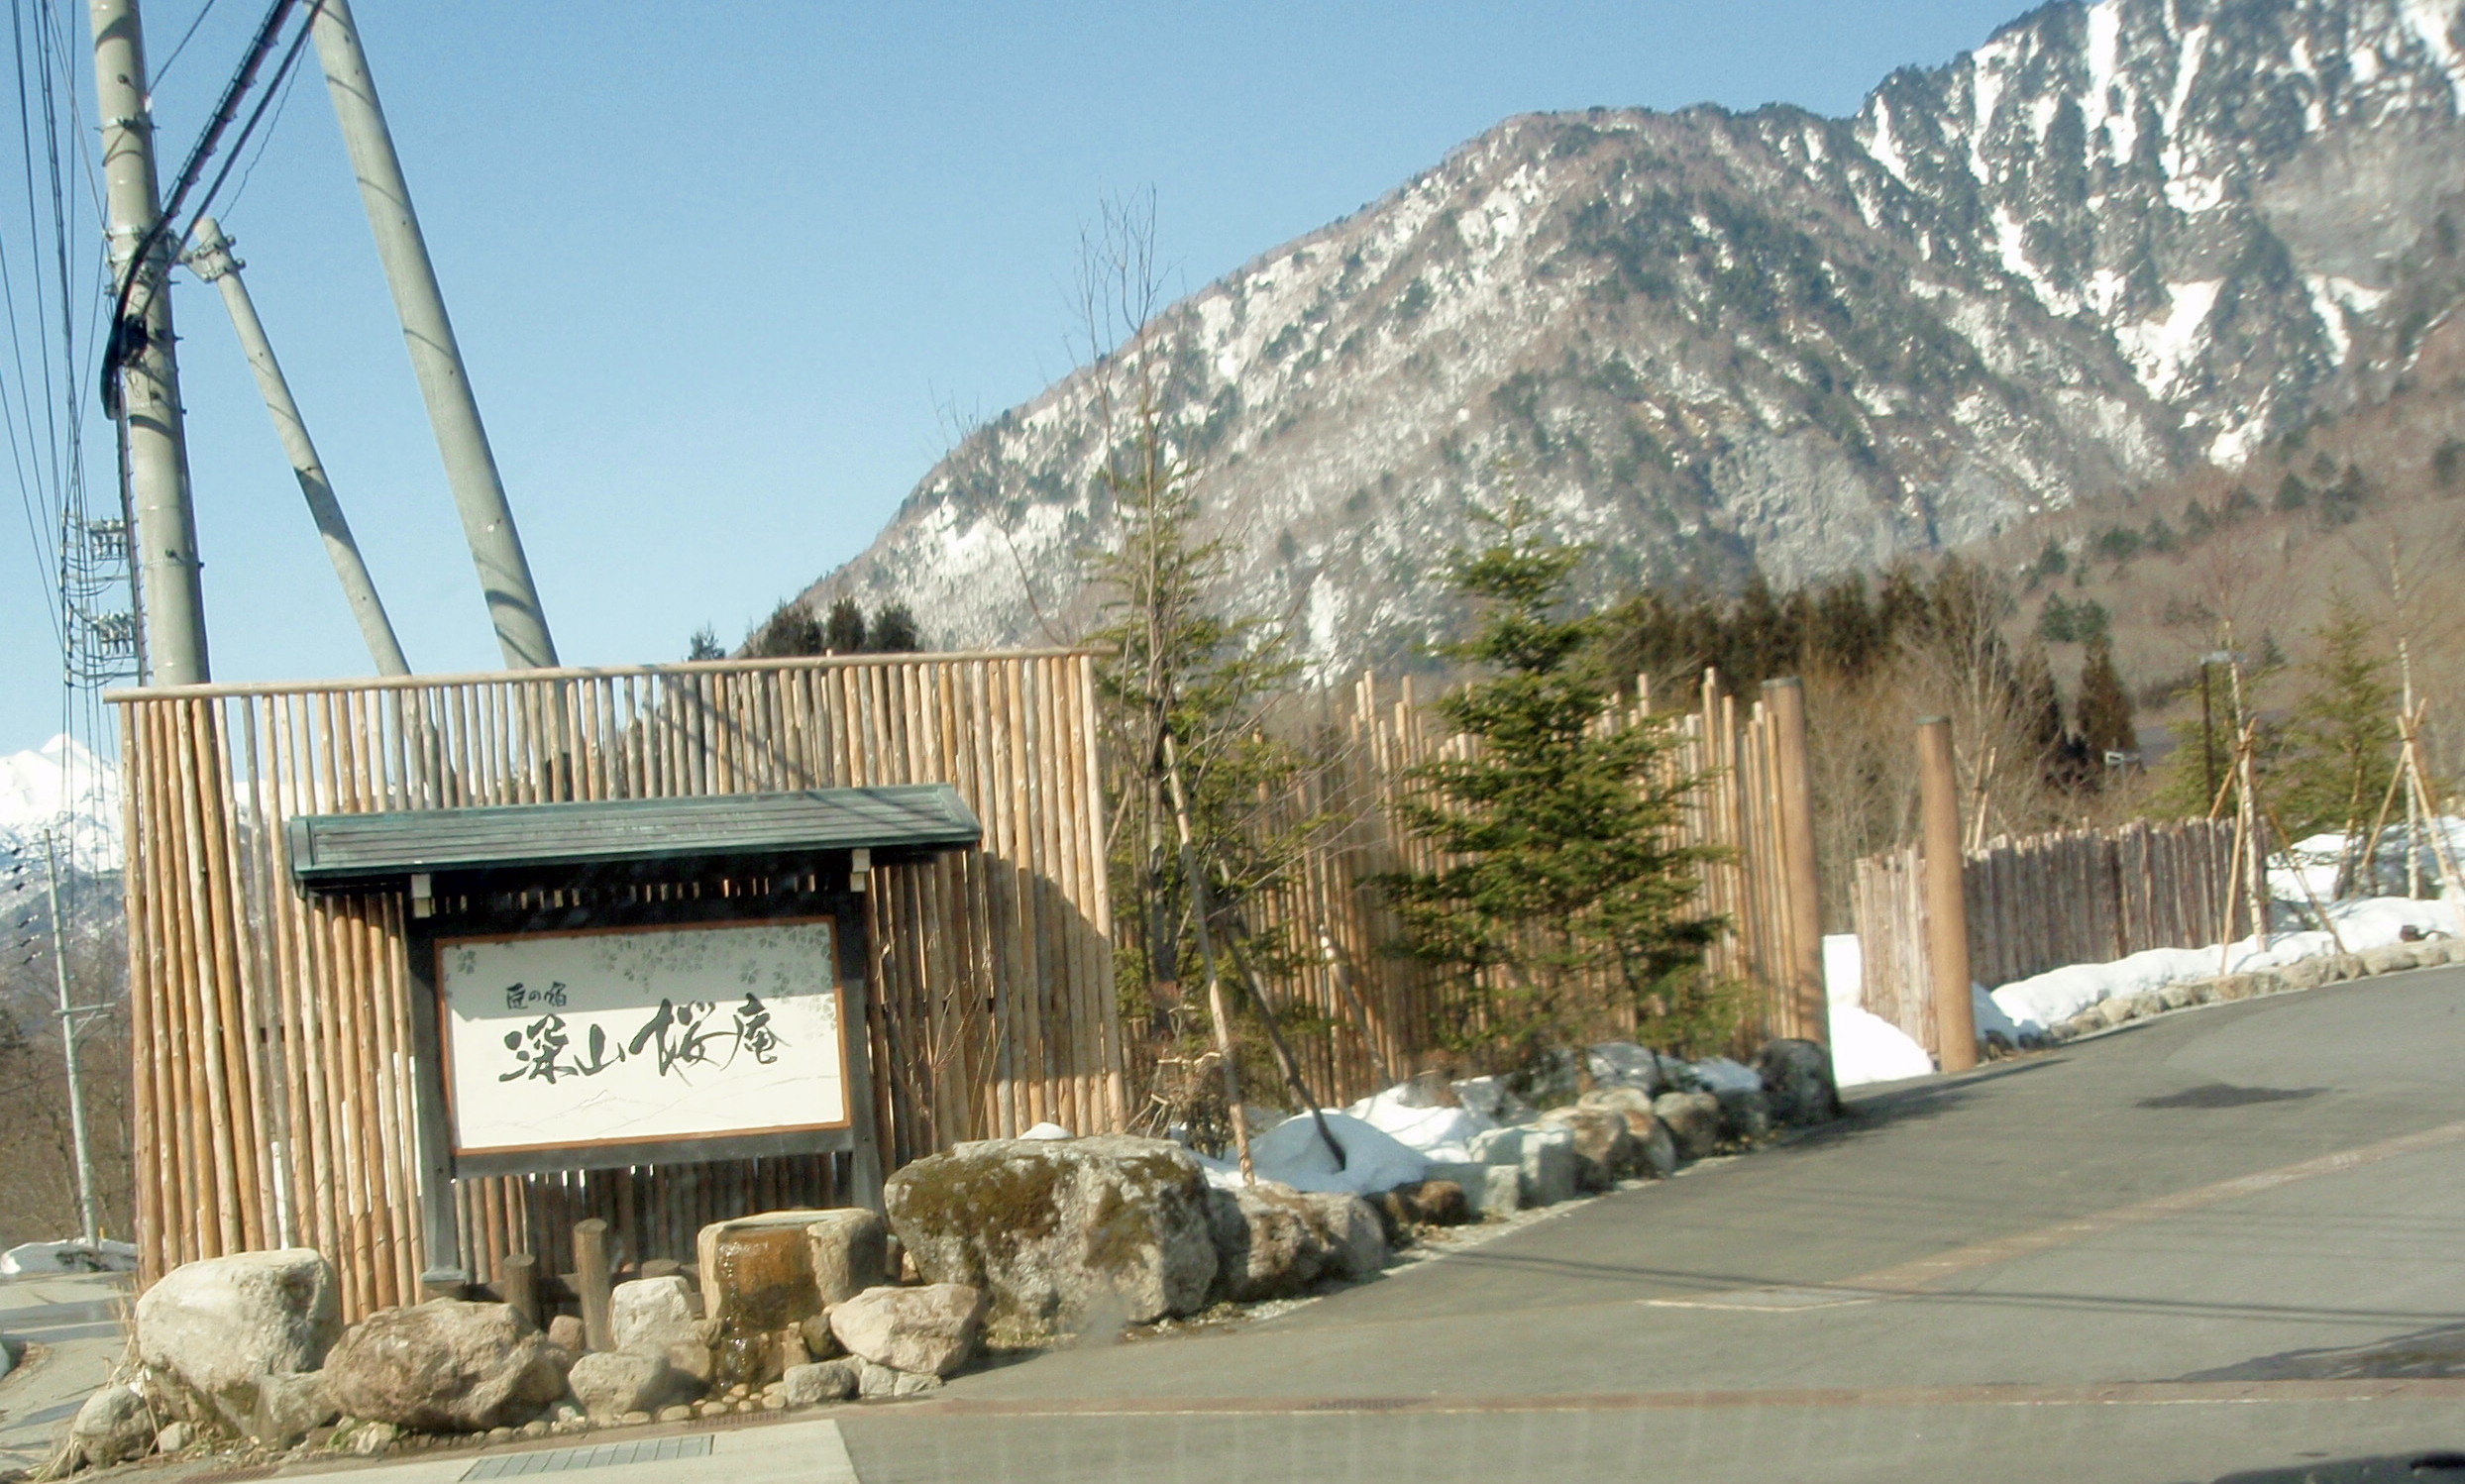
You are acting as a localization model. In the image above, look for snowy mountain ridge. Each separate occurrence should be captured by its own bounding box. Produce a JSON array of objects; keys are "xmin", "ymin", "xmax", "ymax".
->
[
  {"xmin": 801, "ymin": 0, "xmax": 2465, "ymax": 676},
  {"xmin": 0, "ymin": 736, "xmax": 120, "ymax": 871}
]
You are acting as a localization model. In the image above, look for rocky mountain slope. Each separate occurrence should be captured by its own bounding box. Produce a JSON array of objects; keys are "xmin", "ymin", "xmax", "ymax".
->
[{"xmin": 804, "ymin": 0, "xmax": 2465, "ymax": 674}]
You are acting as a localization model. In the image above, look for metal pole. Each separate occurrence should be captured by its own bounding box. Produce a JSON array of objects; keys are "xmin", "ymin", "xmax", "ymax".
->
[
  {"xmin": 309, "ymin": 0, "xmax": 557, "ymax": 668},
  {"xmin": 184, "ymin": 219, "xmax": 410, "ymax": 676},
  {"xmin": 1764, "ymin": 678, "xmax": 1828, "ymax": 1049},
  {"xmin": 1917, "ymin": 717, "xmax": 1979, "ymax": 1073},
  {"xmin": 41, "ymin": 832, "xmax": 101, "ymax": 1246},
  {"xmin": 88, "ymin": 0, "xmax": 208, "ymax": 685}
]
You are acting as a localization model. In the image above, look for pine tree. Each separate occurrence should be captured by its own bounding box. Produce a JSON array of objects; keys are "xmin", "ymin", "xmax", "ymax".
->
[
  {"xmin": 744, "ymin": 599, "xmax": 822, "ymax": 658},
  {"xmin": 2278, "ymin": 592, "xmax": 2398, "ymax": 839},
  {"xmin": 867, "ymin": 603, "xmax": 922, "ymax": 653},
  {"xmin": 2076, "ymin": 634, "xmax": 2136, "ymax": 761},
  {"xmin": 1385, "ymin": 499, "xmax": 1720, "ymax": 1068},
  {"xmin": 822, "ymin": 599, "xmax": 867, "ymax": 653},
  {"xmin": 685, "ymin": 625, "xmax": 723, "ymax": 662}
]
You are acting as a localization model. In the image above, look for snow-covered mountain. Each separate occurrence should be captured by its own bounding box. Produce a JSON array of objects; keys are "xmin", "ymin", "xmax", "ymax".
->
[
  {"xmin": 0, "ymin": 736, "xmax": 120, "ymax": 872},
  {"xmin": 801, "ymin": 0, "xmax": 2465, "ymax": 674}
]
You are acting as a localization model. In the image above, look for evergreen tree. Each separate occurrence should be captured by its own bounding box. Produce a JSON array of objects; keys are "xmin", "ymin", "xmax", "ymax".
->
[
  {"xmin": 2076, "ymin": 634, "xmax": 2136, "ymax": 760},
  {"xmin": 685, "ymin": 625, "xmax": 723, "ymax": 662},
  {"xmin": 867, "ymin": 603, "xmax": 922, "ymax": 653},
  {"xmin": 744, "ymin": 599, "xmax": 822, "ymax": 658},
  {"xmin": 2278, "ymin": 593, "xmax": 2398, "ymax": 839},
  {"xmin": 822, "ymin": 598, "xmax": 867, "ymax": 653},
  {"xmin": 1385, "ymin": 500, "xmax": 1720, "ymax": 1067}
]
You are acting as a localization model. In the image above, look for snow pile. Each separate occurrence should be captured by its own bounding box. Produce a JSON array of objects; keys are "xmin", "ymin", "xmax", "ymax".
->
[
  {"xmin": 1829, "ymin": 1006, "xmax": 1935, "ymax": 1086},
  {"xmin": 2272, "ymin": 820, "xmax": 2465, "ymax": 905},
  {"xmin": 1194, "ymin": 1111, "xmax": 1432, "ymax": 1195},
  {"xmin": 0, "ymin": 1238, "xmax": 137, "ymax": 1276},
  {"xmin": 1342, "ymin": 1086, "xmax": 1492, "ymax": 1162},
  {"xmin": 1823, "ymin": 933, "xmax": 1864, "ymax": 1008},
  {"xmin": 1989, "ymin": 894, "xmax": 2461, "ymax": 1033},
  {"xmin": 0, "ymin": 734, "xmax": 120, "ymax": 868}
]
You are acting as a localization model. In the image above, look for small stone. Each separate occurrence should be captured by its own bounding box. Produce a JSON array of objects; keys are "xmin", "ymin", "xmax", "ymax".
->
[
  {"xmin": 251, "ymin": 1368, "xmax": 340, "ymax": 1447},
  {"xmin": 728, "ymin": 1382, "xmax": 752, "ymax": 1400},
  {"xmin": 857, "ymin": 1360, "xmax": 899, "ymax": 1398},
  {"xmin": 782, "ymin": 1357, "xmax": 862, "ymax": 1407},
  {"xmin": 486, "ymin": 1426, "xmax": 516, "ymax": 1443},
  {"xmin": 520, "ymin": 1420, "xmax": 550, "ymax": 1438},
  {"xmin": 567, "ymin": 1349, "xmax": 697, "ymax": 1422},
  {"xmin": 553, "ymin": 1416, "xmax": 589, "ymax": 1435},
  {"xmin": 762, "ymin": 1394, "xmax": 787, "ymax": 1410},
  {"xmin": 69, "ymin": 1381, "xmax": 154, "ymax": 1468},
  {"xmin": 155, "ymin": 1421, "xmax": 193, "ymax": 1455},
  {"xmin": 1396, "ymin": 1179, "xmax": 1469, "ymax": 1225},
  {"xmin": 737, "ymin": 1399, "xmax": 759, "ymax": 1413},
  {"xmin": 798, "ymin": 1311, "xmax": 842, "ymax": 1359},
  {"xmin": 694, "ymin": 1400, "xmax": 724, "ymax": 1418},
  {"xmin": 656, "ymin": 1404, "xmax": 692, "ymax": 1424},
  {"xmin": 620, "ymin": 1410, "xmax": 651, "ymax": 1427},
  {"xmin": 828, "ymin": 1284, "xmax": 986, "ymax": 1377},
  {"xmin": 350, "ymin": 1420, "xmax": 399, "ymax": 1456},
  {"xmin": 891, "ymin": 1370, "xmax": 942, "ymax": 1397},
  {"xmin": 547, "ymin": 1315, "xmax": 585, "ymax": 1353}
]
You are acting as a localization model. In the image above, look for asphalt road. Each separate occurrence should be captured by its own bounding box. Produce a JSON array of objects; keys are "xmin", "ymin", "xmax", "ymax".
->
[{"xmin": 824, "ymin": 964, "xmax": 2465, "ymax": 1484}]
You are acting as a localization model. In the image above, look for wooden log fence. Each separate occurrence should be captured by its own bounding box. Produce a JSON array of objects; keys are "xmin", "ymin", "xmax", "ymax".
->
[
  {"xmin": 112, "ymin": 652, "xmax": 1121, "ymax": 1319},
  {"xmin": 1851, "ymin": 817, "xmax": 2242, "ymax": 1056},
  {"xmin": 1226, "ymin": 670, "xmax": 1821, "ymax": 1113}
]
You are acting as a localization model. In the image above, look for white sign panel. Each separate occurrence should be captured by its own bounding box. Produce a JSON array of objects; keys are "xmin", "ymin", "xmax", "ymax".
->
[{"xmin": 437, "ymin": 918, "xmax": 847, "ymax": 1159}]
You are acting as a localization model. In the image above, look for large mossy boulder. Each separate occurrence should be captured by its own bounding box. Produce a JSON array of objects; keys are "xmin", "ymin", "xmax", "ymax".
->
[
  {"xmin": 884, "ymin": 1135, "xmax": 1217, "ymax": 1330},
  {"xmin": 322, "ymin": 1299, "xmax": 567, "ymax": 1433},
  {"xmin": 1753, "ymin": 1038, "xmax": 1841, "ymax": 1126}
]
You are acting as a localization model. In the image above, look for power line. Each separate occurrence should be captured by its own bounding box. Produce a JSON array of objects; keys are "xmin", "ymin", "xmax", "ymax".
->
[{"xmin": 150, "ymin": 0, "xmax": 224, "ymax": 89}]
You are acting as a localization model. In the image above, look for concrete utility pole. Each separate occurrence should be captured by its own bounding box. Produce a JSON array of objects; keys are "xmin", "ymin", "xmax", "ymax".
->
[
  {"xmin": 41, "ymin": 832, "xmax": 101, "ymax": 1246},
  {"xmin": 185, "ymin": 219, "xmax": 410, "ymax": 677},
  {"xmin": 1917, "ymin": 717, "xmax": 1979, "ymax": 1073},
  {"xmin": 1763, "ymin": 679, "xmax": 1828, "ymax": 1048},
  {"xmin": 310, "ymin": 0, "xmax": 558, "ymax": 669},
  {"xmin": 88, "ymin": 0, "xmax": 209, "ymax": 685}
]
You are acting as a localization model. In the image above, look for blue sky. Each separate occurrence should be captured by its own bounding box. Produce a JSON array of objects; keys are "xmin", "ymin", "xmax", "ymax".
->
[{"xmin": 0, "ymin": 0, "xmax": 2028, "ymax": 755}]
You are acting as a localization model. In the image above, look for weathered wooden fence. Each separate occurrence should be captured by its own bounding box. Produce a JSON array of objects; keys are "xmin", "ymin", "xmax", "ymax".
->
[
  {"xmin": 1852, "ymin": 817, "xmax": 2242, "ymax": 1054},
  {"xmin": 1229, "ymin": 670, "xmax": 1823, "ymax": 1113},
  {"xmin": 112, "ymin": 652, "xmax": 1119, "ymax": 1319}
]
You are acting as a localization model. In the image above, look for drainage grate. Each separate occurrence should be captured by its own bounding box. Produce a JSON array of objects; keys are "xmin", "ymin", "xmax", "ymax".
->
[{"xmin": 461, "ymin": 1435, "xmax": 714, "ymax": 1479}]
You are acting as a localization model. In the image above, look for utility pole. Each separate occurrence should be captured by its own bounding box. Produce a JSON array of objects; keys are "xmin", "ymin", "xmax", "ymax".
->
[
  {"xmin": 40, "ymin": 832, "xmax": 101, "ymax": 1247},
  {"xmin": 184, "ymin": 219, "xmax": 410, "ymax": 677},
  {"xmin": 310, "ymin": 0, "xmax": 557, "ymax": 669},
  {"xmin": 1764, "ymin": 679, "xmax": 1828, "ymax": 1049},
  {"xmin": 1917, "ymin": 717, "xmax": 1979, "ymax": 1073},
  {"xmin": 88, "ymin": 0, "xmax": 209, "ymax": 685}
]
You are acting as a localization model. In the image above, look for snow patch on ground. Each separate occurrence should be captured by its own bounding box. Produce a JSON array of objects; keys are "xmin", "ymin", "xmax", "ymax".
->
[
  {"xmin": 1989, "ymin": 895, "xmax": 2461, "ymax": 1032},
  {"xmin": 1829, "ymin": 1005, "xmax": 1935, "ymax": 1087},
  {"xmin": 2114, "ymin": 279, "xmax": 2220, "ymax": 397}
]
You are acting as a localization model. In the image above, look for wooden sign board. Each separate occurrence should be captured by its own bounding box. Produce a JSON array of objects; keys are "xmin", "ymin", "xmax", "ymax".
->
[{"xmin": 437, "ymin": 918, "xmax": 852, "ymax": 1163}]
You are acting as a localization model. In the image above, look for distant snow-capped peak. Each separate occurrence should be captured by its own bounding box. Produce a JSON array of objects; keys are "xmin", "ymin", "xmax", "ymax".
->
[{"xmin": 0, "ymin": 735, "xmax": 120, "ymax": 871}]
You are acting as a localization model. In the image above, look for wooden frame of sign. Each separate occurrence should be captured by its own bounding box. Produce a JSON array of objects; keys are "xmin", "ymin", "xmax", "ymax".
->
[{"xmin": 401, "ymin": 871, "xmax": 883, "ymax": 1289}]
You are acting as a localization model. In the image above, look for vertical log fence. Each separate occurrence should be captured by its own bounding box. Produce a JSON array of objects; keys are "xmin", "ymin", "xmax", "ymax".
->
[
  {"xmin": 113, "ymin": 652, "xmax": 1120, "ymax": 1318},
  {"xmin": 1851, "ymin": 817, "xmax": 2242, "ymax": 1056}
]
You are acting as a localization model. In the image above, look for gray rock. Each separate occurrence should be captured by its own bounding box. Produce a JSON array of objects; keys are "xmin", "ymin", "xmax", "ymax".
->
[
  {"xmin": 322, "ymin": 1299, "xmax": 567, "ymax": 1433},
  {"xmin": 249, "ymin": 1369, "xmax": 338, "ymax": 1447},
  {"xmin": 547, "ymin": 1315, "xmax": 585, "ymax": 1353},
  {"xmin": 782, "ymin": 1356, "xmax": 862, "ymax": 1407},
  {"xmin": 135, "ymin": 1248, "xmax": 340, "ymax": 1418},
  {"xmin": 1714, "ymin": 1088, "xmax": 1771, "ymax": 1144},
  {"xmin": 892, "ymin": 1370, "xmax": 943, "ymax": 1396},
  {"xmin": 1534, "ymin": 1107, "xmax": 1641, "ymax": 1191},
  {"xmin": 2362, "ymin": 943, "xmax": 2415, "ymax": 975},
  {"xmin": 827, "ymin": 1284, "xmax": 985, "ymax": 1377},
  {"xmin": 567, "ymin": 1349, "xmax": 698, "ymax": 1421},
  {"xmin": 155, "ymin": 1420, "xmax": 193, "ymax": 1454},
  {"xmin": 804, "ymin": 1210, "xmax": 889, "ymax": 1304},
  {"xmin": 1520, "ymin": 1126, "xmax": 1578, "ymax": 1207},
  {"xmin": 70, "ymin": 1381, "xmax": 156, "ymax": 1468},
  {"xmin": 1206, "ymin": 1183, "xmax": 1328, "ymax": 1302},
  {"xmin": 1576, "ymin": 1088, "xmax": 1677, "ymax": 1176},
  {"xmin": 1653, "ymin": 1091, "xmax": 1722, "ymax": 1160},
  {"xmin": 856, "ymin": 1360, "xmax": 900, "ymax": 1399},
  {"xmin": 1422, "ymin": 1161, "xmax": 1518, "ymax": 1219},
  {"xmin": 656, "ymin": 1404, "xmax": 692, "ymax": 1424},
  {"xmin": 346, "ymin": 1419, "xmax": 398, "ymax": 1455},
  {"xmin": 1751, "ymin": 1039, "xmax": 1839, "ymax": 1126},
  {"xmin": 1301, "ymin": 1193, "xmax": 1385, "ymax": 1280},
  {"xmin": 884, "ymin": 1134, "xmax": 1218, "ymax": 1329},
  {"xmin": 1583, "ymin": 1041, "xmax": 1670, "ymax": 1094},
  {"xmin": 610, "ymin": 1276, "xmax": 697, "ymax": 1354},
  {"xmin": 1448, "ymin": 1075, "xmax": 1535, "ymax": 1126}
]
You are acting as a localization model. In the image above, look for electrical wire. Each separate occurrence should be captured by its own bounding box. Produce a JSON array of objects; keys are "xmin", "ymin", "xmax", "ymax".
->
[{"xmin": 149, "ymin": 0, "xmax": 223, "ymax": 90}]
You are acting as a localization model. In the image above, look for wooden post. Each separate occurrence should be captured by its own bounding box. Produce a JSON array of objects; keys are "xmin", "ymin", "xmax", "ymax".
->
[
  {"xmin": 1763, "ymin": 679, "xmax": 1827, "ymax": 1047},
  {"xmin": 573, "ymin": 1219, "xmax": 612, "ymax": 1351},
  {"xmin": 1917, "ymin": 718, "xmax": 1979, "ymax": 1073},
  {"xmin": 495, "ymin": 1249, "xmax": 539, "ymax": 1330}
]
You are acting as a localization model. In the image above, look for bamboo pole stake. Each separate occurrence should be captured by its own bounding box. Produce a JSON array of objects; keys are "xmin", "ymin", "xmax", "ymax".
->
[{"xmin": 1162, "ymin": 734, "xmax": 1253, "ymax": 1182}]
